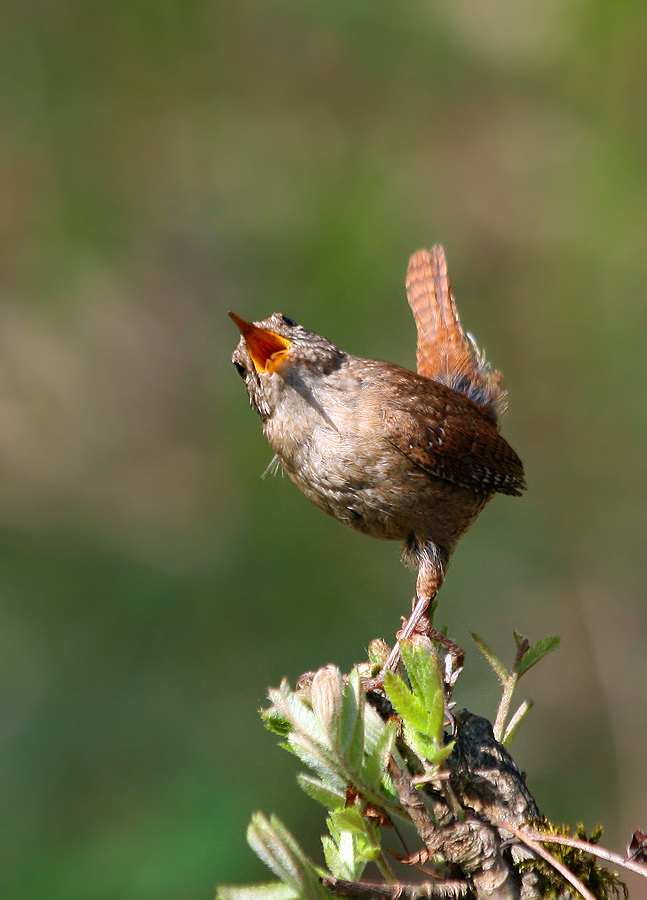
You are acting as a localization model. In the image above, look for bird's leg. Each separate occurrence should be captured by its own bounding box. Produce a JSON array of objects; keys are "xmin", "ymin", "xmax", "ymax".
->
[
  {"xmin": 366, "ymin": 543, "xmax": 463, "ymax": 692},
  {"xmin": 411, "ymin": 548, "xmax": 464, "ymax": 687},
  {"xmin": 383, "ymin": 546, "xmax": 445, "ymax": 669}
]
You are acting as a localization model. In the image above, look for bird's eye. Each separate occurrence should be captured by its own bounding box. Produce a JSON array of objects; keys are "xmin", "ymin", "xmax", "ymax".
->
[
  {"xmin": 233, "ymin": 361, "xmax": 246, "ymax": 378},
  {"xmin": 280, "ymin": 315, "xmax": 297, "ymax": 327}
]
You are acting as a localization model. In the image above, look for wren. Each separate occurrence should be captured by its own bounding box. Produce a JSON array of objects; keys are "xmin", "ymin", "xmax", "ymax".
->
[{"xmin": 229, "ymin": 246, "xmax": 525, "ymax": 671}]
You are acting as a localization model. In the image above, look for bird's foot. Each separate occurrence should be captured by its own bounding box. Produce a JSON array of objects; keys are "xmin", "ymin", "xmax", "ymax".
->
[
  {"xmin": 416, "ymin": 625, "xmax": 464, "ymax": 690},
  {"xmin": 362, "ymin": 627, "xmax": 464, "ymax": 696}
]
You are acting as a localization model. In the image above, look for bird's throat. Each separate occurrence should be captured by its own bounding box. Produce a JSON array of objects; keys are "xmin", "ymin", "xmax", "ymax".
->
[{"xmin": 229, "ymin": 312, "xmax": 291, "ymax": 373}]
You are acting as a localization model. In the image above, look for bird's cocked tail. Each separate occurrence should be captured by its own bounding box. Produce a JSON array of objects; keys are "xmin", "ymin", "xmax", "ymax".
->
[{"xmin": 406, "ymin": 245, "xmax": 507, "ymax": 424}]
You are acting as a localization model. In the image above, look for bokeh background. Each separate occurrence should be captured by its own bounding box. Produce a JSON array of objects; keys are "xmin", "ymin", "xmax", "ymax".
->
[{"xmin": 2, "ymin": 1, "xmax": 646, "ymax": 897}]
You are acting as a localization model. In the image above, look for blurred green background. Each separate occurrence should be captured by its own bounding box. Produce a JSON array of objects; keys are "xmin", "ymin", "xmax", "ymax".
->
[{"xmin": 1, "ymin": 1, "xmax": 646, "ymax": 897}]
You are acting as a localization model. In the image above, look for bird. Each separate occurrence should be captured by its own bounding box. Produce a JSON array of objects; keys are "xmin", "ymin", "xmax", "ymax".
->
[{"xmin": 229, "ymin": 245, "xmax": 525, "ymax": 675}]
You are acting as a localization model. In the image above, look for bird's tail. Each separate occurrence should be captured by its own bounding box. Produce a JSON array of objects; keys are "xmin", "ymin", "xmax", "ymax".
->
[{"xmin": 406, "ymin": 245, "xmax": 507, "ymax": 423}]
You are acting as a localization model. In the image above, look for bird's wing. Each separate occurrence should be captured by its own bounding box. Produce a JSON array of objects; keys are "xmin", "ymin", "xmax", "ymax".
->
[
  {"xmin": 382, "ymin": 377, "xmax": 526, "ymax": 496},
  {"xmin": 406, "ymin": 246, "xmax": 507, "ymax": 422}
]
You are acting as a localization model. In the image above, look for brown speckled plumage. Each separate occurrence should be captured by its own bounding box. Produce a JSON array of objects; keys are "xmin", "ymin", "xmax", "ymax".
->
[{"xmin": 230, "ymin": 246, "xmax": 525, "ymax": 661}]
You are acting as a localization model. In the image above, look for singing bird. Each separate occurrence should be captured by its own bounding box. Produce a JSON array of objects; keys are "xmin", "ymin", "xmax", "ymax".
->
[{"xmin": 230, "ymin": 246, "xmax": 525, "ymax": 667}]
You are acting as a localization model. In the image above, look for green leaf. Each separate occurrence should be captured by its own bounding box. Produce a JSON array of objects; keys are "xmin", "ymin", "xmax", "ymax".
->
[
  {"xmin": 322, "ymin": 829, "xmax": 366, "ymax": 881},
  {"xmin": 401, "ymin": 724, "xmax": 439, "ymax": 764},
  {"xmin": 261, "ymin": 707, "xmax": 293, "ymax": 737},
  {"xmin": 383, "ymin": 670, "xmax": 427, "ymax": 733},
  {"xmin": 310, "ymin": 666, "xmax": 343, "ymax": 745},
  {"xmin": 363, "ymin": 719, "xmax": 397, "ymax": 789},
  {"xmin": 517, "ymin": 635, "xmax": 561, "ymax": 677},
  {"xmin": 385, "ymin": 647, "xmax": 447, "ymax": 763},
  {"xmin": 339, "ymin": 668, "xmax": 364, "ymax": 769},
  {"xmin": 247, "ymin": 813, "xmax": 330, "ymax": 900},
  {"xmin": 217, "ymin": 883, "xmax": 301, "ymax": 900},
  {"xmin": 362, "ymin": 701, "xmax": 388, "ymax": 758},
  {"xmin": 286, "ymin": 735, "xmax": 345, "ymax": 791},
  {"xmin": 327, "ymin": 808, "xmax": 382, "ymax": 871},
  {"xmin": 353, "ymin": 832, "xmax": 381, "ymax": 863},
  {"xmin": 431, "ymin": 737, "xmax": 455, "ymax": 765},
  {"xmin": 297, "ymin": 774, "xmax": 346, "ymax": 810},
  {"xmin": 422, "ymin": 684, "xmax": 444, "ymax": 747},
  {"xmin": 471, "ymin": 632, "xmax": 509, "ymax": 681},
  {"xmin": 378, "ymin": 767, "xmax": 397, "ymax": 804},
  {"xmin": 330, "ymin": 805, "xmax": 365, "ymax": 835},
  {"xmin": 269, "ymin": 681, "xmax": 330, "ymax": 749},
  {"xmin": 321, "ymin": 835, "xmax": 346, "ymax": 880},
  {"xmin": 399, "ymin": 640, "xmax": 441, "ymax": 713}
]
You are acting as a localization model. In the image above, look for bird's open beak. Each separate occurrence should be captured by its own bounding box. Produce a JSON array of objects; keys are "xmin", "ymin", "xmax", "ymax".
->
[{"xmin": 229, "ymin": 312, "xmax": 291, "ymax": 374}]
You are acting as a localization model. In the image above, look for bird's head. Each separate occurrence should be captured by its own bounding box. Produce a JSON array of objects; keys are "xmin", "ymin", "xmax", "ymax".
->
[{"xmin": 229, "ymin": 312, "xmax": 344, "ymax": 420}]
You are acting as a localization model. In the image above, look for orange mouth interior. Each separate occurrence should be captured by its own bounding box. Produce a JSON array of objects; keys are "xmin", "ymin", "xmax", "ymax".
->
[{"xmin": 229, "ymin": 312, "xmax": 291, "ymax": 373}]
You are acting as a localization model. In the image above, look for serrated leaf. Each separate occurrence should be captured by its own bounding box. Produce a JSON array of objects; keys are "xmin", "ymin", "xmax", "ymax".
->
[
  {"xmin": 330, "ymin": 805, "xmax": 365, "ymax": 835},
  {"xmin": 354, "ymin": 832, "xmax": 381, "ymax": 862},
  {"xmin": 383, "ymin": 671, "xmax": 427, "ymax": 733},
  {"xmin": 471, "ymin": 632, "xmax": 509, "ymax": 681},
  {"xmin": 517, "ymin": 635, "xmax": 561, "ymax": 677},
  {"xmin": 217, "ymin": 883, "xmax": 300, "ymax": 900},
  {"xmin": 287, "ymin": 735, "xmax": 345, "ymax": 791},
  {"xmin": 401, "ymin": 724, "xmax": 443, "ymax": 764},
  {"xmin": 322, "ymin": 831, "xmax": 365, "ymax": 882},
  {"xmin": 363, "ymin": 701, "xmax": 387, "ymax": 757},
  {"xmin": 385, "ymin": 658, "xmax": 446, "ymax": 764},
  {"xmin": 367, "ymin": 639, "xmax": 389, "ymax": 667},
  {"xmin": 336, "ymin": 830, "xmax": 360, "ymax": 873},
  {"xmin": 286, "ymin": 726, "xmax": 334, "ymax": 765},
  {"xmin": 310, "ymin": 666, "xmax": 343, "ymax": 744},
  {"xmin": 363, "ymin": 719, "xmax": 396, "ymax": 789},
  {"xmin": 261, "ymin": 707, "xmax": 293, "ymax": 737},
  {"xmin": 297, "ymin": 774, "xmax": 346, "ymax": 810},
  {"xmin": 399, "ymin": 640, "xmax": 441, "ymax": 713},
  {"xmin": 422, "ymin": 682, "xmax": 445, "ymax": 746},
  {"xmin": 379, "ymin": 767, "xmax": 397, "ymax": 803},
  {"xmin": 269, "ymin": 681, "xmax": 330, "ymax": 749},
  {"xmin": 339, "ymin": 668, "xmax": 364, "ymax": 769},
  {"xmin": 327, "ymin": 809, "xmax": 381, "ymax": 869},
  {"xmin": 247, "ymin": 814, "xmax": 330, "ymax": 900},
  {"xmin": 321, "ymin": 835, "xmax": 345, "ymax": 880},
  {"xmin": 432, "ymin": 738, "xmax": 455, "ymax": 765}
]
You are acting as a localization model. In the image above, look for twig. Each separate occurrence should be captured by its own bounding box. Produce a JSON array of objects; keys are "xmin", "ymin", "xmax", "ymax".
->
[
  {"xmin": 520, "ymin": 828, "xmax": 647, "ymax": 879},
  {"xmin": 322, "ymin": 875, "xmax": 470, "ymax": 898},
  {"xmin": 491, "ymin": 818, "xmax": 597, "ymax": 900},
  {"xmin": 502, "ymin": 699, "xmax": 532, "ymax": 746},
  {"xmin": 387, "ymin": 756, "xmax": 438, "ymax": 851},
  {"xmin": 492, "ymin": 672, "xmax": 517, "ymax": 743}
]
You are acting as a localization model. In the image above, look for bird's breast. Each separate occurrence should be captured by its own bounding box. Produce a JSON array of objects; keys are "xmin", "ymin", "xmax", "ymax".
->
[{"xmin": 260, "ymin": 374, "xmax": 484, "ymax": 548}]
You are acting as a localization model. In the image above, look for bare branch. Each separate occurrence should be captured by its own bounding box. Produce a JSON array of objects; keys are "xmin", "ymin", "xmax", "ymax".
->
[
  {"xmin": 322, "ymin": 875, "xmax": 470, "ymax": 898},
  {"xmin": 491, "ymin": 819, "xmax": 598, "ymax": 900},
  {"xmin": 520, "ymin": 828, "xmax": 647, "ymax": 880}
]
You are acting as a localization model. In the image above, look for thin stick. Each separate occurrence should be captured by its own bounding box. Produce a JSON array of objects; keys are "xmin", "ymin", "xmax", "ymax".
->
[
  {"xmin": 520, "ymin": 828, "xmax": 647, "ymax": 880},
  {"xmin": 322, "ymin": 875, "xmax": 470, "ymax": 898},
  {"xmin": 502, "ymin": 698, "xmax": 532, "ymax": 746},
  {"xmin": 493, "ymin": 672, "xmax": 517, "ymax": 742},
  {"xmin": 491, "ymin": 818, "xmax": 597, "ymax": 900}
]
